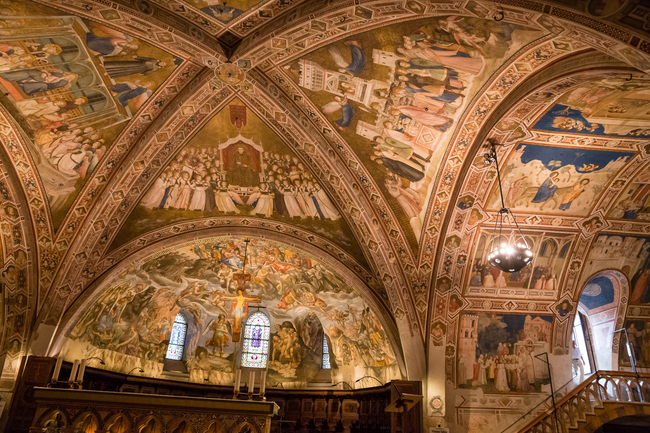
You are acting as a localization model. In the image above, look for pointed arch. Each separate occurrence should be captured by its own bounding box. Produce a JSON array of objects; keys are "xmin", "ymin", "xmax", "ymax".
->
[
  {"xmin": 573, "ymin": 270, "xmax": 629, "ymax": 371},
  {"xmin": 231, "ymin": 421, "xmax": 259, "ymax": 433},
  {"xmin": 40, "ymin": 410, "xmax": 68, "ymax": 430},
  {"xmin": 199, "ymin": 420, "xmax": 225, "ymax": 433},
  {"xmin": 168, "ymin": 418, "xmax": 194, "ymax": 433},
  {"xmin": 322, "ymin": 334, "xmax": 331, "ymax": 370},
  {"xmin": 104, "ymin": 413, "xmax": 131, "ymax": 433},
  {"xmin": 137, "ymin": 415, "xmax": 163, "ymax": 433},
  {"xmin": 71, "ymin": 412, "xmax": 99, "ymax": 433}
]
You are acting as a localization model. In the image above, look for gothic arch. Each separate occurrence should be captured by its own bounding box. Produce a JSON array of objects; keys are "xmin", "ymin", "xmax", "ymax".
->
[
  {"xmin": 198, "ymin": 419, "xmax": 225, "ymax": 433},
  {"xmin": 572, "ymin": 269, "xmax": 630, "ymax": 370},
  {"xmin": 136, "ymin": 415, "xmax": 164, "ymax": 433}
]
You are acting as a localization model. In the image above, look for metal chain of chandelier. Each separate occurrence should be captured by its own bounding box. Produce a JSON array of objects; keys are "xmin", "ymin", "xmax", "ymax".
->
[{"xmin": 483, "ymin": 140, "xmax": 533, "ymax": 273}]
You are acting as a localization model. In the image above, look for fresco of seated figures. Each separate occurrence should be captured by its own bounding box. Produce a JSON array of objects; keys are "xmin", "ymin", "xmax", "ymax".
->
[
  {"xmin": 466, "ymin": 229, "xmax": 574, "ymax": 298},
  {"xmin": 0, "ymin": 0, "xmax": 182, "ymax": 229},
  {"xmin": 608, "ymin": 163, "xmax": 650, "ymax": 221},
  {"xmin": 457, "ymin": 312, "xmax": 552, "ymax": 393},
  {"xmin": 182, "ymin": 0, "xmax": 262, "ymax": 23},
  {"xmin": 486, "ymin": 143, "xmax": 633, "ymax": 217},
  {"xmin": 581, "ymin": 234, "xmax": 650, "ymax": 305},
  {"xmin": 283, "ymin": 16, "xmax": 549, "ymax": 248},
  {"xmin": 113, "ymin": 99, "xmax": 365, "ymax": 263},
  {"xmin": 533, "ymin": 75, "xmax": 650, "ymax": 137},
  {"xmin": 62, "ymin": 237, "xmax": 400, "ymax": 388}
]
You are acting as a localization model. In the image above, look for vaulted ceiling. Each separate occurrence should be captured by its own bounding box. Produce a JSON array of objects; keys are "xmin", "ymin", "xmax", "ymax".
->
[{"xmin": 1, "ymin": 0, "xmax": 650, "ymax": 428}]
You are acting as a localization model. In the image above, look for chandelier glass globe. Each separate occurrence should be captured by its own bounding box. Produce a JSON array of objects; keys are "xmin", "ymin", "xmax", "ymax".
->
[{"xmin": 487, "ymin": 240, "xmax": 533, "ymax": 273}]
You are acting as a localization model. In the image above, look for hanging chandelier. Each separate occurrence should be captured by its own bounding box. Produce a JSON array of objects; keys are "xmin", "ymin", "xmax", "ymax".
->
[{"xmin": 483, "ymin": 140, "xmax": 533, "ymax": 273}]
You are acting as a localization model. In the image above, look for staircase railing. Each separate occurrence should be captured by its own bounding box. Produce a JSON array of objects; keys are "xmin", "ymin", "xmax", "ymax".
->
[
  {"xmin": 501, "ymin": 373, "xmax": 591, "ymax": 433},
  {"xmin": 515, "ymin": 370, "xmax": 650, "ymax": 433}
]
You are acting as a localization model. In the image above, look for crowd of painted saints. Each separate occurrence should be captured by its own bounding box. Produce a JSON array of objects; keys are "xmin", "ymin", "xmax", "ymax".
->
[
  {"xmin": 305, "ymin": 17, "xmax": 496, "ymax": 219},
  {"xmin": 66, "ymin": 239, "xmax": 397, "ymax": 386},
  {"xmin": 458, "ymin": 345, "xmax": 539, "ymax": 393},
  {"xmin": 469, "ymin": 260, "xmax": 558, "ymax": 291},
  {"xmin": 140, "ymin": 145, "xmax": 341, "ymax": 221}
]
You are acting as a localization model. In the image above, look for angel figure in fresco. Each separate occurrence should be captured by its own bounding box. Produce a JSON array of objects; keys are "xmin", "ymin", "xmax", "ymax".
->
[
  {"xmin": 438, "ymin": 16, "xmax": 488, "ymax": 56},
  {"xmin": 328, "ymin": 41, "xmax": 366, "ymax": 75},
  {"xmin": 221, "ymin": 288, "xmax": 261, "ymax": 342},
  {"xmin": 321, "ymin": 95, "xmax": 354, "ymax": 129},
  {"xmin": 204, "ymin": 314, "xmax": 232, "ymax": 357}
]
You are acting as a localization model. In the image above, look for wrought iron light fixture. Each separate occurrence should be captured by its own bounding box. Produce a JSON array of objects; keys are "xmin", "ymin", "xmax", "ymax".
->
[{"xmin": 484, "ymin": 140, "xmax": 533, "ymax": 273}]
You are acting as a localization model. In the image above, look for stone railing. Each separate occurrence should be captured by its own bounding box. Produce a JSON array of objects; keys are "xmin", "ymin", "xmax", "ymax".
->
[{"xmin": 520, "ymin": 371, "xmax": 650, "ymax": 433}]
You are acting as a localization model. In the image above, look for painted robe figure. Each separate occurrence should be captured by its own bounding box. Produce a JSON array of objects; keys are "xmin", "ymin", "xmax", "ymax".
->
[
  {"xmin": 328, "ymin": 41, "xmax": 366, "ymax": 75},
  {"xmin": 205, "ymin": 314, "xmax": 231, "ymax": 357},
  {"xmin": 228, "ymin": 147, "xmax": 257, "ymax": 187},
  {"xmin": 141, "ymin": 173, "xmax": 168, "ymax": 208},
  {"xmin": 532, "ymin": 173, "xmax": 559, "ymax": 203},
  {"xmin": 559, "ymin": 179, "xmax": 590, "ymax": 210},
  {"xmin": 322, "ymin": 95, "xmax": 354, "ymax": 129}
]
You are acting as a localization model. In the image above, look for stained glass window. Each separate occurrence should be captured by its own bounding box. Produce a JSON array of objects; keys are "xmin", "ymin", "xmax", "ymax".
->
[
  {"xmin": 241, "ymin": 312, "xmax": 270, "ymax": 368},
  {"xmin": 165, "ymin": 313, "xmax": 187, "ymax": 361},
  {"xmin": 322, "ymin": 334, "xmax": 331, "ymax": 369}
]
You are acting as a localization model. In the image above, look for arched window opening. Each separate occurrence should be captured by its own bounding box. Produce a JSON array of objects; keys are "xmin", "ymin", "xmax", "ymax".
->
[
  {"xmin": 559, "ymin": 242, "xmax": 571, "ymax": 259},
  {"xmin": 166, "ymin": 313, "xmax": 187, "ymax": 361},
  {"xmin": 539, "ymin": 239, "xmax": 557, "ymax": 258},
  {"xmin": 572, "ymin": 312, "xmax": 593, "ymax": 380},
  {"xmin": 242, "ymin": 312, "xmax": 270, "ymax": 369},
  {"xmin": 322, "ymin": 335, "xmax": 331, "ymax": 369}
]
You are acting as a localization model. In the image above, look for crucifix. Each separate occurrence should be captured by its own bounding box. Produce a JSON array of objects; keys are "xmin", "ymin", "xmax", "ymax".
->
[{"xmin": 221, "ymin": 240, "xmax": 261, "ymax": 342}]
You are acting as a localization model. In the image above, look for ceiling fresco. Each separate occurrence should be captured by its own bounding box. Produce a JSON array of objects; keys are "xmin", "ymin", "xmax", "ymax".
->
[
  {"xmin": 532, "ymin": 76, "xmax": 650, "ymax": 137},
  {"xmin": 62, "ymin": 236, "xmax": 400, "ymax": 388},
  {"xmin": 466, "ymin": 228, "xmax": 574, "ymax": 299},
  {"xmin": 0, "ymin": 0, "xmax": 183, "ymax": 229},
  {"xmin": 283, "ymin": 15, "xmax": 548, "ymax": 247},
  {"xmin": 430, "ymin": 62, "xmax": 650, "ymax": 428},
  {"xmin": 579, "ymin": 274, "xmax": 616, "ymax": 311},
  {"xmin": 113, "ymin": 98, "xmax": 365, "ymax": 264},
  {"xmin": 608, "ymin": 162, "xmax": 650, "ymax": 221},
  {"xmin": 582, "ymin": 234, "xmax": 650, "ymax": 305},
  {"xmin": 0, "ymin": 0, "xmax": 650, "ymax": 431},
  {"xmin": 486, "ymin": 143, "xmax": 633, "ymax": 217}
]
